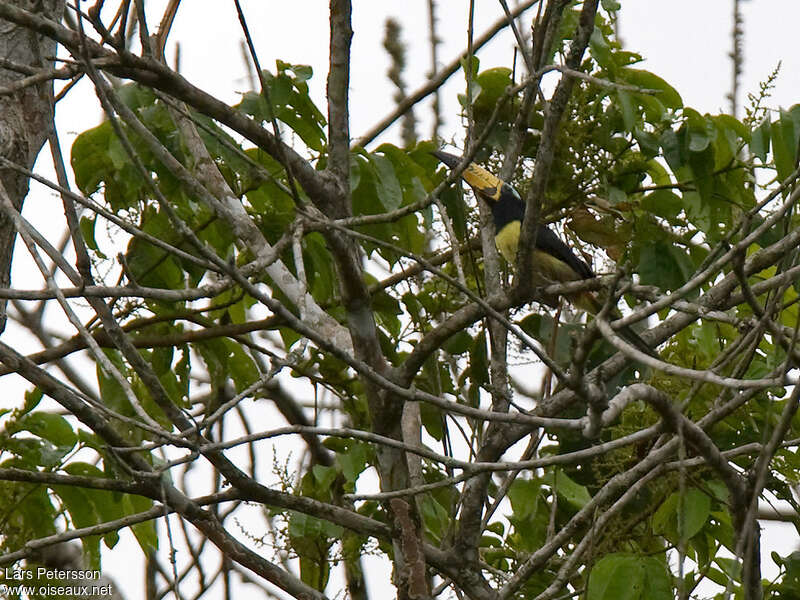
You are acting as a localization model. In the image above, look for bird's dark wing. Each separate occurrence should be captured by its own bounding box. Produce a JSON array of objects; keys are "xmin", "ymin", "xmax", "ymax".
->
[{"xmin": 534, "ymin": 225, "xmax": 594, "ymax": 280}]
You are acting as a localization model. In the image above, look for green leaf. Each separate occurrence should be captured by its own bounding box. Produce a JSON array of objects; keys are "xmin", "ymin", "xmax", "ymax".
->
[
  {"xmin": 288, "ymin": 509, "xmax": 337, "ymax": 589},
  {"xmin": 750, "ymin": 118, "xmax": 771, "ymax": 162},
  {"xmin": 420, "ymin": 495, "xmax": 450, "ymax": 543},
  {"xmin": 3, "ymin": 438, "xmax": 69, "ymax": 467},
  {"xmin": 715, "ymin": 556, "xmax": 742, "ymax": 582},
  {"xmin": 298, "ymin": 232, "xmax": 333, "ymax": 301},
  {"xmin": 772, "ymin": 550, "xmax": 800, "ymax": 597},
  {"xmin": 236, "ymin": 65, "xmax": 326, "ymax": 152},
  {"xmin": 653, "ymin": 488, "xmax": 711, "ymax": 542},
  {"xmin": 713, "ymin": 113, "xmax": 750, "ymax": 142},
  {"xmin": 641, "ymin": 557, "xmax": 673, "ymax": 599},
  {"xmin": 150, "ymin": 345, "xmax": 173, "ymax": 376},
  {"xmin": 469, "ymin": 329, "xmax": 489, "ymax": 388},
  {"xmin": 95, "ymin": 350, "xmax": 132, "ymax": 419},
  {"xmin": 587, "ymin": 554, "xmax": 672, "ymax": 600},
  {"xmin": 338, "ymin": 443, "xmax": 368, "ymax": 484},
  {"xmin": 507, "ymin": 479, "xmax": 541, "ymax": 520},
  {"xmin": 54, "ymin": 484, "xmax": 99, "ymax": 530},
  {"xmin": 659, "ymin": 128, "xmax": 683, "ymax": 170},
  {"xmin": 117, "ymin": 82, "xmax": 157, "ymax": 110},
  {"xmin": 277, "ymin": 60, "xmax": 314, "ymax": 83},
  {"xmin": 195, "ymin": 337, "xmax": 261, "ymax": 395},
  {"xmin": 642, "ymin": 190, "xmax": 682, "ymax": 221},
  {"xmin": 472, "ymin": 67, "xmax": 513, "ymax": 119},
  {"xmin": 23, "ymin": 387, "xmax": 44, "ymax": 413},
  {"xmin": 507, "ymin": 479, "xmax": 548, "ymax": 552},
  {"xmin": 608, "ymin": 186, "xmax": 627, "ymax": 206},
  {"xmin": 126, "ymin": 234, "xmax": 184, "ymax": 291},
  {"xmin": 125, "ymin": 494, "xmax": 158, "ymax": 553},
  {"xmin": 238, "ymin": 91, "xmax": 272, "ymax": 121},
  {"xmin": 633, "ymin": 127, "xmax": 660, "ymax": 157},
  {"xmin": 276, "ymin": 105, "xmax": 326, "ymax": 152},
  {"xmin": 587, "ymin": 554, "xmax": 644, "ymax": 600},
  {"xmin": 221, "ymin": 339, "xmax": 260, "ymax": 393},
  {"xmin": 552, "ymin": 469, "xmax": 591, "ymax": 510},
  {"xmin": 519, "ymin": 313, "xmax": 583, "ymax": 365},
  {"xmin": 620, "ymin": 68, "xmax": 682, "ymax": 109},
  {"xmin": 443, "ymin": 330, "xmax": 472, "ymax": 355},
  {"xmin": 637, "ymin": 240, "xmax": 695, "ymax": 292},
  {"xmin": 289, "ymin": 511, "xmax": 340, "ymax": 538},
  {"xmin": 3, "ymin": 483, "xmax": 58, "ymax": 539},
  {"xmin": 369, "ymin": 153, "xmax": 403, "ymax": 211},
  {"xmin": 372, "ymin": 288, "xmax": 402, "ymax": 340},
  {"xmin": 638, "ymin": 95, "xmax": 668, "ymax": 123},
  {"xmin": 616, "ymin": 89, "xmax": 636, "ymax": 131},
  {"xmin": 70, "ymin": 121, "xmax": 114, "ymax": 195},
  {"xmin": 420, "ymin": 401, "xmax": 444, "ymax": 441},
  {"xmin": 688, "ymin": 129, "xmax": 710, "ymax": 153},
  {"xmin": 312, "ymin": 464, "xmax": 338, "ymax": 490},
  {"xmin": 589, "ymin": 27, "xmax": 615, "ymax": 72},
  {"xmin": 17, "ymin": 412, "xmax": 77, "ymax": 448},
  {"xmin": 771, "ymin": 108, "xmax": 800, "ymax": 182},
  {"xmin": 687, "ymin": 145, "xmax": 715, "ymax": 204},
  {"xmin": 63, "ymin": 463, "xmax": 125, "ymax": 548},
  {"xmin": 79, "ymin": 216, "xmax": 107, "ymax": 259},
  {"xmin": 460, "ymin": 54, "xmax": 480, "ymax": 81}
]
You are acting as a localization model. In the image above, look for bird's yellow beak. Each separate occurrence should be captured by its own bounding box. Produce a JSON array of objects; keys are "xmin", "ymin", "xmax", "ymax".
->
[{"xmin": 432, "ymin": 150, "xmax": 503, "ymax": 202}]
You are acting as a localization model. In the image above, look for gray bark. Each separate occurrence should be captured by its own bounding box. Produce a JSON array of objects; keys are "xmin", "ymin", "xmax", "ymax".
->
[{"xmin": 0, "ymin": 0, "xmax": 65, "ymax": 335}]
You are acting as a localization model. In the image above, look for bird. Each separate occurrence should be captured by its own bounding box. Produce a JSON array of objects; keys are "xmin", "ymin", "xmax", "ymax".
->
[{"xmin": 432, "ymin": 149, "xmax": 655, "ymax": 357}]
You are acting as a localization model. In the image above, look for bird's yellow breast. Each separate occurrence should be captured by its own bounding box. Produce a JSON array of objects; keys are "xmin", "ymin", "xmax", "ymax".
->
[
  {"xmin": 495, "ymin": 221, "xmax": 584, "ymax": 285},
  {"xmin": 495, "ymin": 221, "xmax": 520, "ymax": 264}
]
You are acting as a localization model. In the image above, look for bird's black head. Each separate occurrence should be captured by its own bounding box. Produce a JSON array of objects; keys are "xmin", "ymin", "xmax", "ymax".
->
[
  {"xmin": 491, "ymin": 184, "xmax": 525, "ymax": 231},
  {"xmin": 432, "ymin": 149, "xmax": 525, "ymax": 229}
]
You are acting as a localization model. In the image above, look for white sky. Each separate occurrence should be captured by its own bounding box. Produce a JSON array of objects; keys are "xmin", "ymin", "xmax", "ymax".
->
[{"xmin": 8, "ymin": 1, "xmax": 800, "ymax": 598}]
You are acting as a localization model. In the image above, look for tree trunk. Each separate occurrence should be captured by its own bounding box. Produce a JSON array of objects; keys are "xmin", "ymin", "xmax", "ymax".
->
[{"xmin": 0, "ymin": 0, "xmax": 65, "ymax": 335}]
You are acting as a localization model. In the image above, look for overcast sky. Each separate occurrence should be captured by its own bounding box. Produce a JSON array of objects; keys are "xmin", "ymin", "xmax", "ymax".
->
[
  {"xmin": 148, "ymin": 0, "xmax": 800, "ymax": 144},
  {"xmin": 49, "ymin": 1, "xmax": 800, "ymax": 156}
]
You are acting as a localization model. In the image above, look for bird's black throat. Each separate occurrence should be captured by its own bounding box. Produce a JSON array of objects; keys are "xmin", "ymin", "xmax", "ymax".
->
[{"xmin": 490, "ymin": 184, "xmax": 525, "ymax": 231}]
